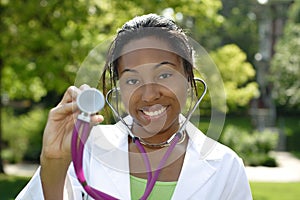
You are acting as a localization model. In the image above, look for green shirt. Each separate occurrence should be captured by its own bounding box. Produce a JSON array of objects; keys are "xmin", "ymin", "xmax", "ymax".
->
[{"xmin": 130, "ymin": 175, "xmax": 177, "ymax": 200}]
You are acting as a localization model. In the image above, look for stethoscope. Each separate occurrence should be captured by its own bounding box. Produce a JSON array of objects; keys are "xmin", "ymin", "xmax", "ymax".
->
[{"xmin": 71, "ymin": 78, "xmax": 207, "ymax": 200}]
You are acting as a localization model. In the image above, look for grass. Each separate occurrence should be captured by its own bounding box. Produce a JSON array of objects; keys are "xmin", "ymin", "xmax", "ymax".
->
[
  {"xmin": 250, "ymin": 182, "xmax": 300, "ymax": 200},
  {"xmin": 0, "ymin": 174, "xmax": 30, "ymax": 200},
  {"xmin": 0, "ymin": 174, "xmax": 299, "ymax": 200}
]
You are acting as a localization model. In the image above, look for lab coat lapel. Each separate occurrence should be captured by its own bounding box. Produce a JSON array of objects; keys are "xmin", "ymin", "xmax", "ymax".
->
[
  {"xmin": 171, "ymin": 121, "xmax": 217, "ymax": 200},
  {"xmin": 171, "ymin": 140, "xmax": 216, "ymax": 200}
]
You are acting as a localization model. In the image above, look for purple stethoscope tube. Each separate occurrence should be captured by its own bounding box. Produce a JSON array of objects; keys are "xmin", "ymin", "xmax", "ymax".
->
[{"xmin": 71, "ymin": 78, "xmax": 207, "ymax": 199}]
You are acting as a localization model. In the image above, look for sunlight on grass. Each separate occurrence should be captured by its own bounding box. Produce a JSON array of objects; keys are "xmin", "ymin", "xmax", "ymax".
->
[{"xmin": 250, "ymin": 182, "xmax": 300, "ymax": 200}]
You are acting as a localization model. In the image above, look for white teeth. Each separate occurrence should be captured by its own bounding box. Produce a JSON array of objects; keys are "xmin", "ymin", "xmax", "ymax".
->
[{"xmin": 143, "ymin": 107, "xmax": 166, "ymax": 117}]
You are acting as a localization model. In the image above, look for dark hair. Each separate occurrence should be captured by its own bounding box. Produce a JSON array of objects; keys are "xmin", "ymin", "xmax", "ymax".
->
[{"xmin": 100, "ymin": 13, "xmax": 196, "ymax": 95}]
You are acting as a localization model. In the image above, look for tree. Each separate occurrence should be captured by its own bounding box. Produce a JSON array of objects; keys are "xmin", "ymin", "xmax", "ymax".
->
[
  {"xmin": 270, "ymin": 1, "xmax": 300, "ymax": 109},
  {"xmin": 0, "ymin": 0, "xmax": 224, "ymax": 166},
  {"xmin": 0, "ymin": 58, "xmax": 4, "ymax": 173},
  {"xmin": 219, "ymin": 0, "xmax": 259, "ymax": 64},
  {"xmin": 1, "ymin": 0, "xmax": 223, "ymax": 101},
  {"xmin": 0, "ymin": 0, "xmax": 262, "ymax": 167},
  {"xmin": 210, "ymin": 44, "xmax": 259, "ymax": 111},
  {"xmin": 1, "ymin": 0, "xmax": 93, "ymax": 170},
  {"xmin": 1, "ymin": 1, "xmax": 92, "ymax": 100}
]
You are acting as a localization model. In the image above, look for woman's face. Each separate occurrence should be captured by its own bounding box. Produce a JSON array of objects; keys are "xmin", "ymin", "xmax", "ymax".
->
[{"xmin": 117, "ymin": 37, "xmax": 190, "ymax": 136}]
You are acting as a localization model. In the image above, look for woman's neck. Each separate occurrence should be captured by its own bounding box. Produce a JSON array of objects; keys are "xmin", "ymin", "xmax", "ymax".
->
[
  {"xmin": 128, "ymin": 130, "xmax": 188, "ymax": 181},
  {"xmin": 131, "ymin": 121, "xmax": 180, "ymax": 145}
]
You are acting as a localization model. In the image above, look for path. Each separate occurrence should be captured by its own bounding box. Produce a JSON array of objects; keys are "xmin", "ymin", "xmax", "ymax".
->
[{"xmin": 245, "ymin": 151, "xmax": 300, "ymax": 182}]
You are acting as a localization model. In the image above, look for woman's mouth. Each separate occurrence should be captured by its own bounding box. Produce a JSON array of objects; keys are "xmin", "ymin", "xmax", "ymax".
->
[{"xmin": 140, "ymin": 105, "xmax": 167, "ymax": 119}]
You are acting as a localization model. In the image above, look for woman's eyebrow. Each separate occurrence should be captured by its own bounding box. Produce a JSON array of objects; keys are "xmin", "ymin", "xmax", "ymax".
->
[
  {"xmin": 120, "ymin": 61, "xmax": 176, "ymax": 75},
  {"xmin": 120, "ymin": 68, "xmax": 138, "ymax": 75},
  {"xmin": 154, "ymin": 61, "xmax": 176, "ymax": 68}
]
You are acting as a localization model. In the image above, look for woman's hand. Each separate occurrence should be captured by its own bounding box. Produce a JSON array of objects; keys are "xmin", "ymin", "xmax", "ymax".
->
[
  {"xmin": 41, "ymin": 84, "xmax": 104, "ymax": 162},
  {"xmin": 40, "ymin": 85, "xmax": 104, "ymax": 199}
]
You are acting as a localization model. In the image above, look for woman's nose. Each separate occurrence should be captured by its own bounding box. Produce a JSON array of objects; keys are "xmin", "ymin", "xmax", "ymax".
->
[{"xmin": 141, "ymin": 83, "xmax": 160, "ymax": 102}]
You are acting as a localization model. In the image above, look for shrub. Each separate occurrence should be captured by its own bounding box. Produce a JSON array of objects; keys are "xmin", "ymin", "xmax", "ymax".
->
[
  {"xmin": 220, "ymin": 125, "xmax": 279, "ymax": 166},
  {"xmin": 2, "ymin": 108, "xmax": 47, "ymax": 163}
]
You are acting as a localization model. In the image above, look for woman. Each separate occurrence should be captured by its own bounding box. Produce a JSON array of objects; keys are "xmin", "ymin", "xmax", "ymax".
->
[{"xmin": 17, "ymin": 14, "xmax": 252, "ymax": 200}]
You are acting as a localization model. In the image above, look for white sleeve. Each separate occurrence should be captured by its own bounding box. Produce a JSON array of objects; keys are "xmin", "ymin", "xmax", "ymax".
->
[
  {"xmin": 226, "ymin": 158, "xmax": 253, "ymax": 200},
  {"xmin": 15, "ymin": 165, "xmax": 85, "ymax": 200},
  {"xmin": 15, "ymin": 167, "xmax": 44, "ymax": 200}
]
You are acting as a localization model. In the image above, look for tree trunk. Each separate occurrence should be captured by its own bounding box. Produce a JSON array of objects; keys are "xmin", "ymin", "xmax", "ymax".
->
[
  {"xmin": 0, "ymin": 108, "xmax": 4, "ymax": 174},
  {"xmin": 0, "ymin": 58, "xmax": 5, "ymax": 173}
]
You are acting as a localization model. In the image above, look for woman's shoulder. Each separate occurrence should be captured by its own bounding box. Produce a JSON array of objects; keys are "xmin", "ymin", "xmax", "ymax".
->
[{"xmin": 186, "ymin": 122, "xmax": 243, "ymax": 165}]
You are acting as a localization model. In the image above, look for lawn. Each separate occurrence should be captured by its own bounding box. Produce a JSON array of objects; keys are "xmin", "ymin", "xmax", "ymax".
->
[
  {"xmin": 0, "ymin": 174, "xmax": 30, "ymax": 200},
  {"xmin": 250, "ymin": 182, "xmax": 300, "ymax": 200},
  {"xmin": 1, "ymin": 174, "xmax": 299, "ymax": 200}
]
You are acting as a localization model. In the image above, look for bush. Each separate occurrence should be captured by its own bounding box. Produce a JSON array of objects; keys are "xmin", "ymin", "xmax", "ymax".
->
[
  {"xmin": 2, "ymin": 108, "xmax": 48, "ymax": 163},
  {"xmin": 220, "ymin": 125, "xmax": 279, "ymax": 166}
]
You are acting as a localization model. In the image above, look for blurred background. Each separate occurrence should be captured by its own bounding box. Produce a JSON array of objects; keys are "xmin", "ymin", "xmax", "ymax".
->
[{"xmin": 0, "ymin": 0, "xmax": 299, "ymax": 199}]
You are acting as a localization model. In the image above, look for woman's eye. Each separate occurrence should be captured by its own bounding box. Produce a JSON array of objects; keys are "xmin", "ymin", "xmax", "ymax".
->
[
  {"xmin": 126, "ymin": 79, "xmax": 139, "ymax": 85},
  {"xmin": 159, "ymin": 73, "xmax": 172, "ymax": 79}
]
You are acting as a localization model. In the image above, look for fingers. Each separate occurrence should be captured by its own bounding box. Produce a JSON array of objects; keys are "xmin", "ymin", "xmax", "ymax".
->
[
  {"xmin": 59, "ymin": 86, "xmax": 80, "ymax": 105},
  {"xmin": 59, "ymin": 84, "xmax": 91, "ymax": 105},
  {"xmin": 91, "ymin": 114, "xmax": 104, "ymax": 125},
  {"xmin": 79, "ymin": 84, "xmax": 91, "ymax": 90},
  {"xmin": 53, "ymin": 101, "xmax": 78, "ymax": 115}
]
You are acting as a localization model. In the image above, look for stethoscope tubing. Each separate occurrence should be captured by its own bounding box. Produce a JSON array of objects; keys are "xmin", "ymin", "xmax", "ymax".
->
[
  {"xmin": 71, "ymin": 119, "xmax": 181, "ymax": 200},
  {"xmin": 137, "ymin": 135, "xmax": 180, "ymax": 200},
  {"xmin": 72, "ymin": 120, "xmax": 118, "ymax": 200}
]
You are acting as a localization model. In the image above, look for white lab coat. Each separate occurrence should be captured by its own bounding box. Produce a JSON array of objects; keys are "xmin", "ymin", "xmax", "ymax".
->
[{"xmin": 16, "ymin": 117, "xmax": 252, "ymax": 200}]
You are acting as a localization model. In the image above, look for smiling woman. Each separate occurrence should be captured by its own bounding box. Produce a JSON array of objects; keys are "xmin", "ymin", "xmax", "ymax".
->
[
  {"xmin": 16, "ymin": 14, "xmax": 253, "ymax": 200},
  {"xmin": 118, "ymin": 39, "xmax": 189, "ymax": 138}
]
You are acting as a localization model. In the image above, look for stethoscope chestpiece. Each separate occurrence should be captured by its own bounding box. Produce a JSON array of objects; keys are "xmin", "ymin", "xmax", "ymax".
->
[{"xmin": 77, "ymin": 88, "xmax": 105, "ymax": 122}]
